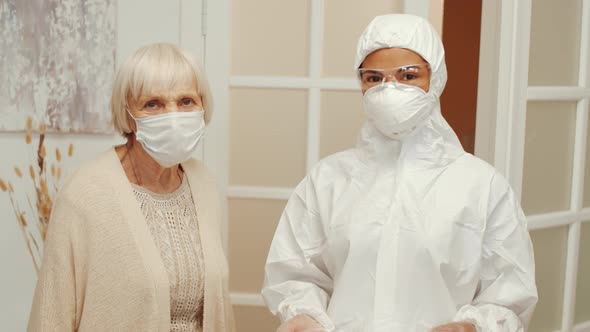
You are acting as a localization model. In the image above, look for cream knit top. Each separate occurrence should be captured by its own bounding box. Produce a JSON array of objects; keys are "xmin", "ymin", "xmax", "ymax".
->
[{"xmin": 131, "ymin": 176, "xmax": 204, "ymax": 332}]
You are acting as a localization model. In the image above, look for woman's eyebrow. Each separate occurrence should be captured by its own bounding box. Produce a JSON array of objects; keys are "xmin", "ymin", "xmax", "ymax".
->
[
  {"xmin": 139, "ymin": 91, "xmax": 199, "ymax": 103},
  {"xmin": 361, "ymin": 69, "xmax": 383, "ymax": 74},
  {"xmin": 137, "ymin": 94, "xmax": 165, "ymax": 103},
  {"xmin": 173, "ymin": 91, "xmax": 200, "ymax": 99}
]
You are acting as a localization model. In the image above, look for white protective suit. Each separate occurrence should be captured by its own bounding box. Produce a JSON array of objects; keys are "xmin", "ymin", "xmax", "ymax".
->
[{"xmin": 262, "ymin": 14, "xmax": 538, "ymax": 332}]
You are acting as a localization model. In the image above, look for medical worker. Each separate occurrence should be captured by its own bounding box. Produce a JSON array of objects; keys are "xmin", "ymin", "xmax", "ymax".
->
[{"xmin": 262, "ymin": 14, "xmax": 538, "ymax": 332}]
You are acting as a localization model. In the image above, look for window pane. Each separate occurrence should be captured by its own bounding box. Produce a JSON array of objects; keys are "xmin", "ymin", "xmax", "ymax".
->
[
  {"xmin": 528, "ymin": 227, "xmax": 568, "ymax": 332},
  {"xmin": 231, "ymin": 0, "xmax": 310, "ymax": 76},
  {"xmin": 320, "ymin": 90, "xmax": 365, "ymax": 158},
  {"xmin": 528, "ymin": 0, "xmax": 582, "ymax": 86},
  {"xmin": 233, "ymin": 305, "xmax": 281, "ymax": 331},
  {"xmin": 575, "ymin": 221, "xmax": 590, "ymax": 324},
  {"xmin": 230, "ymin": 88, "xmax": 307, "ymax": 187},
  {"xmin": 522, "ymin": 102, "xmax": 576, "ymax": 215},
  {"xmin": 322, "ymin": 0, "xmax": 403, "ymax": 77},
  {"xmin": 229, "ymin": 198, "xmax": 286, "ymax": 293}
]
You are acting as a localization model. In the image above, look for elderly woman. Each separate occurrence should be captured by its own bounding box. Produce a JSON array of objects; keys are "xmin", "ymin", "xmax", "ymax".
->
[
  {"xmin": 263, "ymin": 14, "xmax": 537, "ymax": 332},
  {"xmin": 28, "ymin": 43, "xmax": 235, "ymax": 332}
]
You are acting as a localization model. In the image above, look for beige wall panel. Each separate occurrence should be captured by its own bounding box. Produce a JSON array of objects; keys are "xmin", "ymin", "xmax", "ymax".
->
[
  {"xmin": 529, "ymin": 227, "xmax": 568, "ymax": 332},
  {"xmin": 529, "ymin": 0, "xmax": 582, "ymax": 86},
  {"xmin": 233, "ymin": 305, "xmax": 281, "ymax": 332},
  {"xmin": 320, "ymin": 90, "xmax": 366, "ymax": 158},
  {"xmin": 229, "ymin": 198, "xmax": 286, "ymax": 293},
  {"xmin": 575, "ymin": 222, "xmax": 590, "ymax": 324},
  {"xmin": 231, "ymin": 0, "xmax": 310, "ymax": 76},
  {"xmin": 521, "ymin": 102, "xmax": 576, "ymax": 215},
  {"xmin": 230, "ymin": 88, "xmax": 307, "ymax": 187},
  {"xmin": 322, "ymin": 0, "xmax": 403, "ymax": 77}
]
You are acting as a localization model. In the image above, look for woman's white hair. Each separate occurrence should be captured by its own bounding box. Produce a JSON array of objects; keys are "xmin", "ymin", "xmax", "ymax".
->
[{"xmin": 111, "ymin": 43, "xmax": 213, "ymax": 137}]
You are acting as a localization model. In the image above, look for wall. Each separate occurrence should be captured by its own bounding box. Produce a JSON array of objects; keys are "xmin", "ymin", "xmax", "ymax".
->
[{"xmin": 0, "ymin": 0, "xmax": 206, "ymax": 329}]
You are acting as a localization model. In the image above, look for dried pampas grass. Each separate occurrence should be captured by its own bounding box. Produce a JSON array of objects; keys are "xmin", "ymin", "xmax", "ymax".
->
[{"xmin": 0, "ymin": 116, "xmax": 74, "ymax": 274}]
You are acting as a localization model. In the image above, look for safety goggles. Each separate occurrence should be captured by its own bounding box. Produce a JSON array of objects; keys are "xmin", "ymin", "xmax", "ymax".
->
[{"xmin": 357, "ymin": 63, "xmax": 430, "ymax": 92}]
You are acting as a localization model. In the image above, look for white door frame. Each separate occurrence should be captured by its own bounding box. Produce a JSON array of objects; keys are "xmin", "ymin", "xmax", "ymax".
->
[
  {"xmin": 478, "ymin": 0, "xmax": 590, "ymax": 331},
  {"xmin": 202, "ymin": 0, "xmax": 230, "ymax": 253}
]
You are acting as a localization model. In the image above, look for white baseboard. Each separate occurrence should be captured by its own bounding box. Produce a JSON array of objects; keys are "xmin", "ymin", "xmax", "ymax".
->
[
  {"xmin": 553, "ymin": 321, "xmax": 590, "ymax": 332},
  {"xmin": 574, "ymin": 320, "xmax": 590, "ymax": 332}
]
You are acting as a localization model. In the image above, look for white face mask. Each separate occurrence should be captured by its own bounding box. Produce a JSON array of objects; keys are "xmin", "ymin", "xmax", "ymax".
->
[
  {"xmin": 362, "ymin": 83, "xmax": 437, "ymax": 140},
  {"xmin": 131, "ymin": 110, "xmax": 206, "ymax": 168}
]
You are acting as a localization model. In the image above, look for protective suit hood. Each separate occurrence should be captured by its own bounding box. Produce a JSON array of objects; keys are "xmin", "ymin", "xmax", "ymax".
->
[
  {"xmin": 354, "ymin": 14, "xmax": 464, "ymax": 169},
  {"xmin": 355, "ymin": 14, "xmax": 447, "ymax": 97}
]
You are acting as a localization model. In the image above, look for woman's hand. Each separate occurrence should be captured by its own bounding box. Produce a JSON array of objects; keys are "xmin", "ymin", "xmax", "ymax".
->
[
  {"xmin": 431, "ymin": 321, "xmax": 477, "ymax": 332},
  {"xmin": 277, "ymin": 314, "xmax": 326, "ymax": 332}
]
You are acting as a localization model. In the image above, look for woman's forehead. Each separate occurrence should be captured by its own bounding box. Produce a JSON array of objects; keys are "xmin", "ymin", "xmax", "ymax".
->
[
  {"xmin": 134, "ymin": 78, "xmax": 198, "ymax": 101},
  {"xmin": 361, "ymin": 48, "xmax": 427, "ymax": 69}
]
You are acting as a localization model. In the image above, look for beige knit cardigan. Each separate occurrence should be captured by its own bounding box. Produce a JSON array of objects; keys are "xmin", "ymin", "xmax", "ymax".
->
[{"xmin": 28, "ymin": 149, "xmax": 235, "ymax": 332}]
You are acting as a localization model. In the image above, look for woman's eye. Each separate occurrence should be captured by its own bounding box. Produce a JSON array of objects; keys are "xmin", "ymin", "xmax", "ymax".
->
[
  {"xmin": 181, "ymin": 98, "xmax": 194, "ymax": 106},
  {"xmin": 145, "ymin": 101, "xmax": 158, "ymax": 108},
  {"xmin": 401, "ymin": 73, "xmax": 418, "ymax": 81},
  {"xmin": 366, "ymin": 75, "xmax": 383, "ymax": 83}
]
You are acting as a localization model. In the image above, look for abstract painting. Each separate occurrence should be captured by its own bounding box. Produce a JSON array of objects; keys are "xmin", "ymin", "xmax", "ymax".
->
[{"xmin": 0, "ymin": 0, "xmax": 116, "ymax": 133}]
